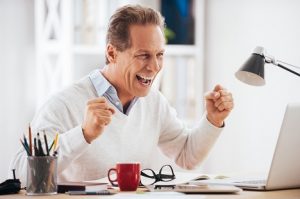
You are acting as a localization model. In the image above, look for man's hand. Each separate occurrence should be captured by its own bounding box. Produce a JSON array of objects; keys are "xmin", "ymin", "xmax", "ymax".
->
[
  {"xmin": 82, "ymin": 97, "xmax": 115, "ymax": 143},
  {"xmin": 205, "ymin": 84, "xmax": 234, "ymax": 127}
]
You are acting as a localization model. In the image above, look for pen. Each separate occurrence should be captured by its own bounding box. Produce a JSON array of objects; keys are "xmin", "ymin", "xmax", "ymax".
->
[
  {"xmin": 37, "ymin": 132, "xmax": 45, "ymax": 156},
  {"xmin": 68, "ymin": 190, "xmax": 112, "ymax": 195},
  {"xmin": 53, "ymin": 146, "xmax": 59, "ymax": 156},
  {"xmin": 43, "ymin": 131, "xmax": 50, "ymax": 156},
  {"xmin": 20, "ymin": 139, "xmax": 30, "ymax": 156},
  {"xmin": 28, "ymin": 124, "xmax": 32, "ymax": 155},
  {"xmin": 34, "ymin": 138, "xmax": 38, "ymax": 156},
  {"xmin": 23, "ymin": 135, "xmax": 29, "ymax": 152}
]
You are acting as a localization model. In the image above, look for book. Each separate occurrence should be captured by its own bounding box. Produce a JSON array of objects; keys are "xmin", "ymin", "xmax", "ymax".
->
[
  {"xmin": 146, "ymin": 184, "xmax": 242, "ymax": 194},
  {"xmin": 57, "ymin": 181, "xmax": 108, "ymax": 193}
]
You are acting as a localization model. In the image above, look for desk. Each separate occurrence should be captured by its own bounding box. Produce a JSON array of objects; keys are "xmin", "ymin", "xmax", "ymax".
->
[{"xmin": 1, "ymin": 189, "xmax": 300, "ymax": 198}]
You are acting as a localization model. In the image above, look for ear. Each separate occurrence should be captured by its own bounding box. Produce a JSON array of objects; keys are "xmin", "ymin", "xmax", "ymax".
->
[{"xmin": 106, "ymin": 44, "xmax": 117, "ymax": 64}]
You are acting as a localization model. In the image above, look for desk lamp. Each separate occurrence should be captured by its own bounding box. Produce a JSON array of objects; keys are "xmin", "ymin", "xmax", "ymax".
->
[{"xmin": 235, "ymin": 46, "xmax": 300, "ymax": 86}]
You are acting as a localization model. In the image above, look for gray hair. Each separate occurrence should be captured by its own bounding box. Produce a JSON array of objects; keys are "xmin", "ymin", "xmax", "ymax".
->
[{"xmin": 105, "ymin": 5, "xmax": 165, "ymax": 64}]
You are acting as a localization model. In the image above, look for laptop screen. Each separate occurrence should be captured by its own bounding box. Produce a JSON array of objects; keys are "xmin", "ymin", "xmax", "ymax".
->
[{"xmin": 266, "ymin": 103, "xmax": 300, "ymax": 190}]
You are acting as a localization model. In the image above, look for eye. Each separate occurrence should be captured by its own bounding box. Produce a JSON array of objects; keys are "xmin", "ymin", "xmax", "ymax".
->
[
  {"xmin": 157, "ymin": 52, "xmax": 164, "ymax": 59},
  {"xmin": 137, "ymin": 54, "xmax": 150, "ymax": 59}
]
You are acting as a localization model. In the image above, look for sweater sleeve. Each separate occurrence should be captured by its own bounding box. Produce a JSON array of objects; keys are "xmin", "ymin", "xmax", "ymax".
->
[
  {"xmin": 157, "ymin": 92, "xmax": 223, "ymax": 170},
  {"xmin": 9, "ymin": 95, "xmax": 90, "ymax": 185}
]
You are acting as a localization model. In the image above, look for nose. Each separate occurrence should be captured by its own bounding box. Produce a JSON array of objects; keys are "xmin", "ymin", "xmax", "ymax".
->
[{"xmin": 146, "ymin": 57, "xmax": 161, "ymax": 72}]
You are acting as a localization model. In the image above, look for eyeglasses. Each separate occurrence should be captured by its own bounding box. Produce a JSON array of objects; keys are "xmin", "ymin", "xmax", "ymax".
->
[{"xmin": 140, "ymin": 165, "xmax": 176, "ymax": 186}]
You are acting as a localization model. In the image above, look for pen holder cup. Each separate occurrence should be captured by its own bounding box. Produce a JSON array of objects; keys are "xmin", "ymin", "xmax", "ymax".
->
[{"xmin": 26, "ymin": 156, "xmax": 57, "ymax": 195}]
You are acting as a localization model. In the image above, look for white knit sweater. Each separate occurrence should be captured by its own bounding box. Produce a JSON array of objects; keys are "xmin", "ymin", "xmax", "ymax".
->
[{"xmin": 10, "ymin": 75, "xmax": 223, "ymax": 184}]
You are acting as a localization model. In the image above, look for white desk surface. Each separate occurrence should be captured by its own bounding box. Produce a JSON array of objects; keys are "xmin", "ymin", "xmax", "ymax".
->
[{"xmin": 1, "ymin": 189, "xmax": 300, "ymax": 199}]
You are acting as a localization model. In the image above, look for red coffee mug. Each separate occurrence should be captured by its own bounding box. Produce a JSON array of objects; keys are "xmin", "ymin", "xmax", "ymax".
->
[{"xmin": 108, "ymin": 162, "xmax": 140, "ymax": 191}]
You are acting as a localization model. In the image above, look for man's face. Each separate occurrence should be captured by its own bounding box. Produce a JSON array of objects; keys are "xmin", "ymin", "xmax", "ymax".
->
[{"xmin": 113, "ymin": 24, "xmax": 165, "ymax": 98}]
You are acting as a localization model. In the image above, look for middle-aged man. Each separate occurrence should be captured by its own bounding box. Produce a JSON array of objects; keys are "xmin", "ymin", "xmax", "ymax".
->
[{"xmin": 10, "ymin": 5, "xmax": 234, "ymax": 184}]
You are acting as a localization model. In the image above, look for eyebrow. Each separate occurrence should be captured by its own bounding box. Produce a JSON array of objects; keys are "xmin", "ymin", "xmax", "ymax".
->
[{"xmin": 135, "ymin": 49, "xmax": 165, "ymax": 54}]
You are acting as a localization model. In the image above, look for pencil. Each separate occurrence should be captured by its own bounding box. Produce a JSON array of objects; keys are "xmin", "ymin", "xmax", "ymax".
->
[
  {"xmin": 28, "ymin": 124, "xmax": 32, "ymax": 156},
  {"xmin": 49, "ymin": 139, "xmax": 55, "ymax": 152},
  {"xmin": 55, "ymin": 134, "xmax": 59, "ymax": 151},
  {"xmin": 53, "ymin": 133, "xmax": 59, "ymax": 153}
]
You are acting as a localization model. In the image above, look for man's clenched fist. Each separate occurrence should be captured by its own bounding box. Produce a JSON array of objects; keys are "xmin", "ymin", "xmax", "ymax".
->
[{"xmin": 82, "ymin": 97, "xmax": 115, "ymax": 143}]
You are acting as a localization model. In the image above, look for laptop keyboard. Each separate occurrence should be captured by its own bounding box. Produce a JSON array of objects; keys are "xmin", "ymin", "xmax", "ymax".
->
[{"xmin": 235, "ymin": 179, "xmax": 266, "ymax": 185}]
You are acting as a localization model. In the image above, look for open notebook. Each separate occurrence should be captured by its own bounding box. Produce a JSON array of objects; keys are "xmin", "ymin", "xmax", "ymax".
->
[
  {"xmin": 87, "ymin": 171, "xmax": 240, "ymax": 193},
  {"xmin": 190, "ymin": 103, "xmax": 300, "ymax": 190}
]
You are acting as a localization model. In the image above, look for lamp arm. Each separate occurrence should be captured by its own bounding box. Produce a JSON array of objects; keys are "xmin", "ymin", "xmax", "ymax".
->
[
  {"xmin": 264, "ymin": 54, "xmax": 300, "ymax": 77},
  {"xmin": 275, "ymin": 62, "xmax": 300, "ymax": 76}
]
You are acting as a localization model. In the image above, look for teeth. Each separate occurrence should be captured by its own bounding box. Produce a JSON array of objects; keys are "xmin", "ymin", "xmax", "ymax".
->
[{"xmin": 137, "ymin": 74, "xmax": 153, "ymax": 80}]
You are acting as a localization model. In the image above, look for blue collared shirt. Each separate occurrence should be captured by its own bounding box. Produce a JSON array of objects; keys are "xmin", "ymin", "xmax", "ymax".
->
[{"xmin": 89, "ymin": 69, "xmax": 138, "ymax": 115}]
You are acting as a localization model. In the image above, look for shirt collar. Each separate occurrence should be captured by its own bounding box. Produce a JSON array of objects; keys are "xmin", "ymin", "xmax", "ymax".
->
[
  {"xmin": 88, "ymin": 68, "xmax": 139, "ymax": 115},
  {"xmin": 89, "ymin": 69, "xmax": 111, "ymax": 97}
]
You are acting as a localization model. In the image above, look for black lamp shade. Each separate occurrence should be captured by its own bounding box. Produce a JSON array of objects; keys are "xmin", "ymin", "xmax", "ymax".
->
[{"xmin": 235, "ymin": 53, "xmax": 266, "ymax": 86}]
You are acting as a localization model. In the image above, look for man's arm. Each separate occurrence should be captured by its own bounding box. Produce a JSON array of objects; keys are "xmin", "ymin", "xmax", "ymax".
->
[
  {"xmin": 157, "ymin": 85, "xmax": 233, "ymax": 169},
  {"xmin": 158, "ymin": 109, "xmax": 223, "ymax": 169}
]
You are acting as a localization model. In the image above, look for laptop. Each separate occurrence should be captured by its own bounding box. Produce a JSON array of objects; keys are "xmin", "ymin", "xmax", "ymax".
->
[{"xmin": 191, "ymin": 103, "xmax": 300, "ymax": 190}]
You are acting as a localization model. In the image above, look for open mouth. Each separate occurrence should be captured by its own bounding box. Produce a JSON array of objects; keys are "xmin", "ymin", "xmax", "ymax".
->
[{"xmin": 136, "ymin": 74, "xmax": 153, "ymax": 86}]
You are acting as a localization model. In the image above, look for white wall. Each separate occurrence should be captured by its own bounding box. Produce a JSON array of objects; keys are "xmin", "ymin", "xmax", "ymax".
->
[
  {"xmin": 0, "ymin": 0, "xmax": 35, "ymax": 181},
  {"xmin": 1, "ymin": 0, "xmax": 300, "ymax": 183},
  {"xmin": 200, "ymin": 0, "xmax": 300, "ymax": 175}
]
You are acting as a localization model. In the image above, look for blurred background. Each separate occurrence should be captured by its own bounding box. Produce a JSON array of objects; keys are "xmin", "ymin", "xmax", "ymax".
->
[{"xmin": 0, "ymin": 0, "xmax": 299, "ymax": 182}]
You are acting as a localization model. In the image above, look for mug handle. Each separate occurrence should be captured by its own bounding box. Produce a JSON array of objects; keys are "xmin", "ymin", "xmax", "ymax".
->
[{"xmin": 108, "ymin": 168, "xmax": 118, "ymax": 187}]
